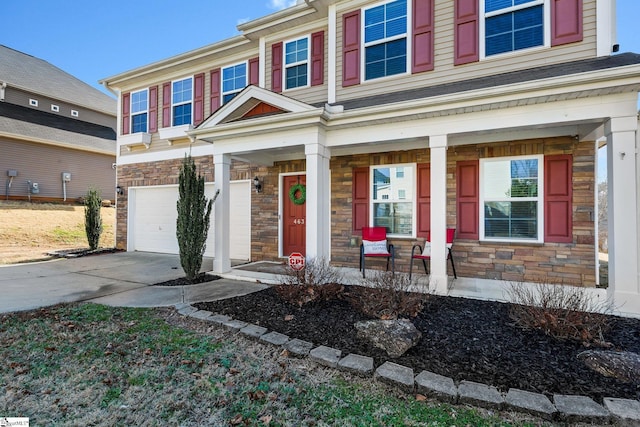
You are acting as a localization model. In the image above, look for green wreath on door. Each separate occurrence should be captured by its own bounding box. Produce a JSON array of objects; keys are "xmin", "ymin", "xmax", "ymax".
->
[{"xmin": 289, "ymin": 183, "xmax": 306, "ymax": 205}]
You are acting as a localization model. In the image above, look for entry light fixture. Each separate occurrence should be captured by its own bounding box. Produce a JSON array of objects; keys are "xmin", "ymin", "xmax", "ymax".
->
[
  {"xmin": 116, "ymin": 185, "xmax": 124, "ymax": 195},
  {"xmin": 253, "ymin": 176, "xmax": 263, "ymax": 193}
]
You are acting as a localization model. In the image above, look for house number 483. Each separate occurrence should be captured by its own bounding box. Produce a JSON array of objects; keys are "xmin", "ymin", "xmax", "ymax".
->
[{"xmin": 293, "ymin": 219, "xmax": 305, "ymax": 225}]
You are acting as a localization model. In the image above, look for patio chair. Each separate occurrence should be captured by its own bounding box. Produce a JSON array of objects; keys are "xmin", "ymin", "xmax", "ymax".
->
[
  {"xmin": 359, "ymin": 226, "xmax": 395, "ymax": 278},
  {"xmin": 409, "ymin": 228, "xmax": 457, "ymax": 280}
]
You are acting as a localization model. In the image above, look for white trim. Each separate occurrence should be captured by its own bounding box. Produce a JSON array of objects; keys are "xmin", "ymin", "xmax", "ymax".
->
[
  {"xmin": 283, "ymin": 34, "xmax": 311, "ymax": 91},
  {"xmin": 221, "ymin": 61, "xmax": 249, "ymax": 104},
  {"xmin": 479, "ymin": 154, "xmax": 544, "ymax": 243},
  {"xmin": 158, "ymin": 124, "xmax": 193, "ymax": 141},
  {"xmin": 279, "ymin": 171, "xmax": 306, "ymax": 258},
  {"xmin": 597, "ymin": 0, "xmax": 616, "ymax": 57},
  {"xmin": 328, "ymin": 4, "xmax": 337, "ymax": 104},
  {"xmin": 259, "ymin": 37, "xmax": 266, "ymax": 88},
  {"xmin": 117, "ymin": 142, "xmax": 211, "ymax": 165},
  {"xmin": 369, "ymin": 162, "xmax": 417, "ymax": 238},
  {"xmin": 119, "ymin": 132, "xmax": 152, "ymax": 150}
]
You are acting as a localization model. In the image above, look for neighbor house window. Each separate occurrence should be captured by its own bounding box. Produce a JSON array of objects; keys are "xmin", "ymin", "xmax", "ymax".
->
[
  {"xmin": 284, "ymin": 36, "xmax": 309, "ymax": 89},
  {"xmin": 130, "ymin": 89, "xmax": 148, "ymax": 133},
  {"xmin": 51, "ymin": 104, "xmax": 60, "ymax": 112},
  {"xmin": 222, "ymin": 62, "xmax": 247, "ymax": 104},
  {"xmin": 483, "ymin": 0, "xmax": 546, "ymax": 56},
  {"xmin": 371, "ymin": 164, "xmax": 415, "ymax": 236},
  {"xmin": 363, "ymin": 0, "xmax": 408, "ymax": 81},
  {"xmin": 29, "ymin": 99, "xmax": 38, "ymax": 107},
  {"xmin": 71, "ymin": 109, "xmax": 79, "ymax": 117},
  {"xmin": 172, "ymin": 77, "xmax": 193, "ymax": 126},
  {"xmin": 481, "ymin": 155, "xmax": 542, "ymax": 241}
]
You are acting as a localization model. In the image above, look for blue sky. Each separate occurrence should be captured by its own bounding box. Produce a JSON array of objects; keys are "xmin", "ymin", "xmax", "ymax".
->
[{"xmin": 1, "ymin": 0, "xmax": 638, "ymax": 97}]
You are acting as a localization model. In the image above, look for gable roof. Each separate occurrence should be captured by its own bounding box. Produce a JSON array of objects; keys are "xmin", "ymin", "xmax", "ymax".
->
[{"xmin": 0, "ymin": 45, "xmax": 116, "ymax": 115}]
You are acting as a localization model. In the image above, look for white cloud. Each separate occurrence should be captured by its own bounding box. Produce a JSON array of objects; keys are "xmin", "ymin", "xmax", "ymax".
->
[{"xmin": 268, "ymin": 0, "xmax": 298, "ymax": 10}]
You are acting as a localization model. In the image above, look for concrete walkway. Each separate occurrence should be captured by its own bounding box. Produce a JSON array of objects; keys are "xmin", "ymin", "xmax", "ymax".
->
[{"xmin": 0, "ymin": 252, "xmax": 267, "ymax": 313}]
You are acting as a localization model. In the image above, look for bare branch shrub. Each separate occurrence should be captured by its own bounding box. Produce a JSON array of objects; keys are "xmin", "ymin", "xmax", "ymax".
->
[
  {"xmin": 274, "ymin": 257, "xmax": 344, "ymax": 307},
  {"xmin": 347, "ymin": 271, "xmax": 428, "ymax": 320},
  {"xmin": 506, "ymin": 281, "xmax": 614, "ymax": 345}
]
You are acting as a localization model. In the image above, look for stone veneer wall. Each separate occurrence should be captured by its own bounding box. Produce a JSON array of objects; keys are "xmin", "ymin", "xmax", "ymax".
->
[{"xmin": 115, "ymin": 156, "xmax": 250, "ymax": 250}]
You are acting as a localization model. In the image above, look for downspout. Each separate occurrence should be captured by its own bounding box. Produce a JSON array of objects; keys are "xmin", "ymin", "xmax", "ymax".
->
[{"xmin": 0, "ymin": 80, "xmax": 7, "ymax": 101}]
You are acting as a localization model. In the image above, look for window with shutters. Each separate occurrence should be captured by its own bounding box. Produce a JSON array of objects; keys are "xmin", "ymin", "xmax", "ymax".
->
[
  {"xmin": 284, "ymin": 36, "xmax": 310, "ymax": 90},
  {"xmin": 480, "ymin": 155, "xmax": 543, "ymax": 241},
  {"xmin": 172, "ymin": 77, "xmax": 193, "ymax": 126},
  {"xmin": 222, "ymin": 62, "xmax": 247, "ymax": 104},
  {"xmin": 363, "ymin": 0, "xmax": 408, "ymax": 80},
  {"xmin": 371, "ymin": 163, "xmax": 415, "ymax": 237},
  {"xmin": 482, "ymin": 0, "xmax": 548, "ymax": 57},
  {"xmin": 130, "ymin": 89, "xmax": 148, "ymax": 133}
]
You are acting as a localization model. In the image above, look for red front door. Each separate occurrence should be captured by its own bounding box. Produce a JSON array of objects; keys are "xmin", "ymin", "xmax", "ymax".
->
[{"xmin": 282, "ymin": 175, "xmax": 306, "ymax": 256}]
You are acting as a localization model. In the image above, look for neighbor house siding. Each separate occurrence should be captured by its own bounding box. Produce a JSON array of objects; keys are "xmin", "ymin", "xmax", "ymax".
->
[
  {"xmin": 334, "ymin": 0, "xmax": 596, "ymax": 103},
  {"xmin": 0, "ymin": 137, "xmax": 115, "ymax": 202}
]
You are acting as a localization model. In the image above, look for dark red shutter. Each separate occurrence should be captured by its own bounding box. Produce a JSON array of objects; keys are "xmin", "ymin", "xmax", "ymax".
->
[
  {"xmin": 210, "ymin": 68, "xmax": 221, "ymax": 112},
  {"xmin": 148, "ymin": 86, "xmax": 158, "ymax": 133},
  {"xmin": 343, "ymin": 10, "xmax": 361, "ymax": 87},
  {"xmin": 248, "ymin": 57, "xmax": 259, "ymax": 86},
  {"xmin": 456, "ymin": 160, "xmax": 479, "ymax": 239},
  {"xmin": 311, "ymin": 31, "xmax": 325, "ymax": 86},
  {"xmin": 412, "ymin": 0, "xmax": 434, "ymax": 73},
  {"xmin": 454, "ymin": 0, "xmax": 479, "ymax": 65},
  {"xmin": 544, "ymin": 154, "xmax": 573, "ymax": 243},
  {"xmin": 352, "ymin": 167, "xmax": 369, "ymax": 233},
  {"xmin": 121, "ymin": 92, "xmax": 130, "ymax": 135},
  {"xmin": 417, "ymin": 163, "xmax": 431, "ymax": 238},
  {"xmin": 551, "ymin": 0, "xmax": 583, "ymax": 46},
  {"xmin": 272, "ymin": 42, "xmax": 283, "ymax": 93},
  {"xmin": 162, "ymin": 82, "xmax": 171, "ymax": 127},
  {"xmin": 193, "ymin": 73, "xmax": 205, "ymax": 125}
]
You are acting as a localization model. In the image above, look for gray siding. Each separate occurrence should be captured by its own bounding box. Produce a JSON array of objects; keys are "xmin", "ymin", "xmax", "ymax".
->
[{"xmin": 1, "ymin": 137, "xmax": 116, "ymax": 201}]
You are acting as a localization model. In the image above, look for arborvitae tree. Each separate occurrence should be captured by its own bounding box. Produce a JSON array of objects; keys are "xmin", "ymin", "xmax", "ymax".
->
[
  {"xmin": 84, "ymin": 187, "xmax": 103, "ymax": 250},
  {"xmin": 176, "ymin": 154, "xmax": 214, "ymax": 281}
]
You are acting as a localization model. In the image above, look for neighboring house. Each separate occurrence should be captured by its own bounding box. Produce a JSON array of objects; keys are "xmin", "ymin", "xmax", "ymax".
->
[
  {"xmin": 0, "ymin": 45, "xmax": 117, "ymax": 203},
  {"xmin": 101, "ymin": 0, "xmax": 640, "ymax": 316}
]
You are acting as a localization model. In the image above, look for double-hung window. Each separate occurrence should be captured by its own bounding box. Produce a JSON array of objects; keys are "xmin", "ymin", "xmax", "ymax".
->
[
  {"xmin": 371, "ymin": 164, "xmax": 415, "ymax": 236},
  {"xmin": 481, "ymin": 155, "xmax": 543, "ymax": 241},
  {"xmin": 284, "ymin": 37, "xmax": 309, "ymax": 90},
  {"xmin": 363, "ymin": 0, "xmax": 408, "ymax": 81},
  {"xmin": 130, "ymin": 89, "xmax": 148, "ymax": 134},
  {"xmin": 222, "ymin": 63, "xmax": 247, "ymax": 104},
  {"xmin": 172, "ymin": 77, "xmax": 192, "ymax": 126},
  {"xmin": 484, "ymin": 0, "xmax": 546, "ymax": 57}
]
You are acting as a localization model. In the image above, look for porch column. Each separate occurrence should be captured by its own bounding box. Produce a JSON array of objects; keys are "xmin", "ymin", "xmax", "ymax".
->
[
  {"xmin": 213, "ymin": 153, "xmax": 231, "ymax": 273},
  {"xmin": 305, "ymin": 141, "xmax": 331, "ymax": 261},
  {"xmin": 429, "ymin": 135, "xmax": 448, "ymax": 295},
  {"xmin": 605, "ymin": 117, "xmax": 640, "ymax": 314}
]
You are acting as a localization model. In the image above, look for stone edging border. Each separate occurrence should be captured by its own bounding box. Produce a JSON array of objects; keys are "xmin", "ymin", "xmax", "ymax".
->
[{"xmin": 175, "ymin": 303, "xmax": 640, "ymax": 425}]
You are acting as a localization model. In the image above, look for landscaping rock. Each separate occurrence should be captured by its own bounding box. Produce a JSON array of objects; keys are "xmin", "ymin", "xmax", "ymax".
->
[
  {"xmin": 284, "ymin": 339, "xmax": 314, "ymax": 357},
  {"xmin": 176, "ymin": 304, "xmax": 197, "ymax": 316},
  {"xmin": 239, "ymin": 324, "xmax": 267, "ymax": 339},
  {"xmin": 260, "ymin": 331, "xmax": 290, "ymax": 346},
  {"xmin": 309, "ymin": 346, "xmax": 342, "ymax": 368},
  {"xmin": 374, "ymin": 361, "xmax": 414, "ymax": 393},
  {"xmin": 458, "ymin": 381, "xmax": 504, "ymax": 410},
  {"xmin": 505, "ymin": 389, "xmax": 556, "ymax": 420},
  {"xmin": 189, "ymin": 310, "xmax": 212, "ymax": 321},
  {"xmin": 354, "ymin": 319, "xmax": 421, "ymax": 358},
  {"xmin": 221, "ymin": 319, "xmax": 248, "ymax": 332},
  {"xmin": 415, "ymin": 371, "xmax": 458, "ymax": 403},
  {"xmin": 337, "ymin": 354, "xmax": 374, "ymax": 376},
  {"xmin": 577, "ymin": 350, "xmax": 640, "ymax": 383},
  {"xmin": 603, "ymin": 397, "xmax": 640, "ymax": 426},
  {"xmin": 208, "ymin": 314, "xmax": 231, "ymax": 324},
  {"xmin": 553, "ymin": 394, "xmax": 610, "ymax": 424}
]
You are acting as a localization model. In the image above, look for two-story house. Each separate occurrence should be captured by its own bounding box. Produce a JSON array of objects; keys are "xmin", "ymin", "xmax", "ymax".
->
[
  {"xmin": 101, "ymin": 0, "xmax": 640, "ymax": 316},
  {"xmin": 1, "ymin": 45, "xmax": 117, "ymax": 203}
]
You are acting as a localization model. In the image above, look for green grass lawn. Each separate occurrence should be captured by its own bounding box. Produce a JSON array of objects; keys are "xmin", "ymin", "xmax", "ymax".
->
[{"xmin": 0, "ymin": 304, "xmax": 549, "ymax": 426}]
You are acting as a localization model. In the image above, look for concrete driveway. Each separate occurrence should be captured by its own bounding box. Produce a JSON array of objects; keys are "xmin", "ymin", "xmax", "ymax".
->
[{"xmin": 0, "ymin": 252, "xmax": 267, "ymax": 313}]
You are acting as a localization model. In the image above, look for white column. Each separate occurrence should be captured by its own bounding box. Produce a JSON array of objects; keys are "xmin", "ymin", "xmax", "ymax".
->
[
  {"xmin": 259, "ymin": 37, "xmax": 266, "ymax": 88},
  {"xmin": 213, "ymin": 153, "xmax": 231, "ymax": 273},
  {"xmin": 605, "ymin": 116, "xmax": 639, "ymax": 314},
  {"xmin": 429, "ymin": 135, "xmax": 448, "ymax": 295},
  {"xmin": 305, "ymin": 140, "xmax": 331, "ymax": 261},
  {"xmin": 328, "ymin": 4, "xmax": 337, "ymax": 104}
]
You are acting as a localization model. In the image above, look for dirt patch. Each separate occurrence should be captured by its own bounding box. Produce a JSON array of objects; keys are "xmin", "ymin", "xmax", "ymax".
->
[
  {"xmin": 195, "ymin": 286, "xmax": 640, "ymax": 403},
  {"xmin": 0, "ymin": 200, "xmax": 116, "ymax": 264}
]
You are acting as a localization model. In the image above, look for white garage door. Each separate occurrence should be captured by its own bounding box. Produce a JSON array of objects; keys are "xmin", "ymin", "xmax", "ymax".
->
[{"xmin": 130, "ymin": 182, "xmax": 250, "ymax": 260}]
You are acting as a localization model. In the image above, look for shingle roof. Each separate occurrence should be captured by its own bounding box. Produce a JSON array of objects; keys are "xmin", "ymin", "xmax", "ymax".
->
[
  {"xmin": 0, "ymin": 45, "xmax": 116, "ymax": 115},
  {"xmin": 334, "ymin": 53, "xmax": 640, "ymax": 111},
  {"xmin": 0, "ymin": 102, "xmax": 116, "ymax": 155}
]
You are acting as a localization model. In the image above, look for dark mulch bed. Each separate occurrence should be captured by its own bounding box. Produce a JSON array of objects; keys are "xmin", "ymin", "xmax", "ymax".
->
[
  {"xmin": 195, "ymin": 285, "xmax": 640, "ymax": 402},
  {"xmin": 152, "ymin": 273, "xmax": 221, "ymax": 287}
]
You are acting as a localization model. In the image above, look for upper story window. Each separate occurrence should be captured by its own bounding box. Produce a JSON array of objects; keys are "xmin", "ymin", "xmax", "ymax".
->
[
  {"xmin": 284, "ymin": 36, "xmax": 309, "ymax": 90},
  {"xmin": 480, "ymin": 155, "xmax": 542, "ymax": 242},
  {"xmin": 363, "ymin": 0, "xmax": 408, "ymax": 81},
  {"xmin": 372, "ymin": 163, "xmax": 415, "ymax": 237},
  {"xmin": 130, "ymin": 89, "xmax": 148, "ymax": 133},
  {"xmin": 484, "ymin": 0, "xmax": 546, "ymax": 57},
  {"xmin": 172, "ymin": 77, "xmax": 193, "ymax": 126},
  {"xmin": 222, "ymin": 63, "xmax": 247, "ymax": 104}
]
